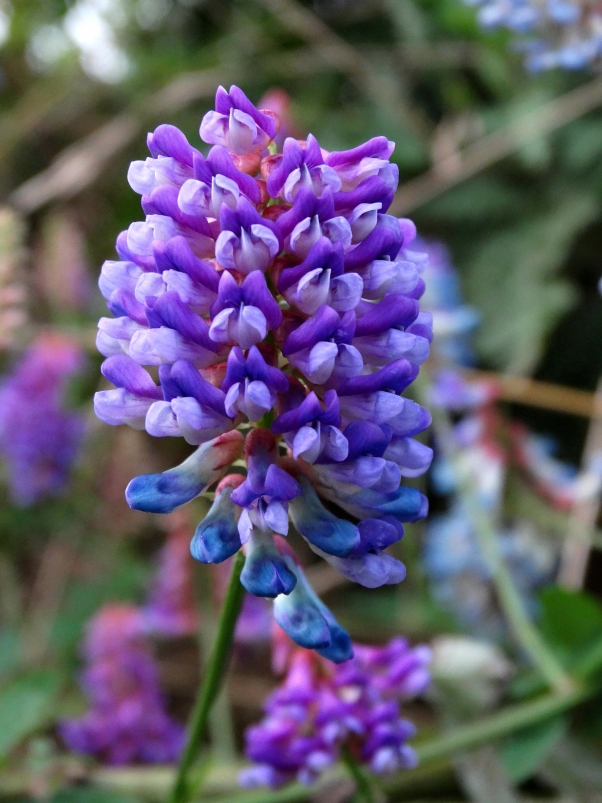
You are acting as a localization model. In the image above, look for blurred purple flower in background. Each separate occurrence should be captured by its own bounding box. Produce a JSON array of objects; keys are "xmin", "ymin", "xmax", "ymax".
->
[
  {"xmin": 240, "ymin": 636, "xmax": 431, "ymax": 788},
  {"xmin": 0, "ymin": 333, "xmax": 85, "ymax": 506},
  {"xmin": 464, "ymin": 0, "xmax": 602, "ymax": 69},
  {"xmin": 60, "ymin": 605, "xmax": 184, "ymax": 765}
]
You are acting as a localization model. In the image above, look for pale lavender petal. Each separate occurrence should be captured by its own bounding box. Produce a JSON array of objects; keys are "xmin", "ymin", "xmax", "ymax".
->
[
  {"xmin": 209, "ymin": 307, "xmax": 235, "ymax": 344},
  {"xmin": 129, "ymin": 328, "xmax": 219, "ymax": 368},
  {"xmin": 145, "ymin": 400, "xmax": 181, "ymax": 437},
  {"xmin": 329, "ymin": 273, "xmax": 363, "ymax": 312},
  {"xmin": 292, "ymin": 426, "xmax": 321, "ymax": 463},
  {"xmin": 288, "ymin": 216, "xmax": 322, "ymax": 259},
  {"xmin": 349, "ymin": 202, "xmax": 381, "ymax": 243},
  {"xmin": 224, "ymin": 382, "xmax": 242, "ymax": 418},
  {"xmin": 322, "ymin": 217, "xmax": 352, "ymax": 251},
  {"xmin": 264, "ymin": 499, "xmax": 289, "ymax": 535},
  {"xmin": 215, "ymin": 230, "xmax": 238, "ymax": 270},
  {"xmin": 200, "ymin": 111, "xmax": 228, "ymax": 147},
  {"xmin": 233, "ymin": 305, "xmax": 267, "ymax": 349},
  {"xmin": 177, "ymin": 179, "xmax": 211, "ymax": 217},
  {"xmin": 244, "ymin": 379, "xmax": 273, "ymax": 421},
  {"xmin": 135, "ymin": 272, "xmax": 167, "ymax": 304},
  {"xmin": 99, "ymin": 261, "xmax": 143, "ymax": 300},
  {"xmin": 94, "ymin": 389, "xmax": 153, "ymax": 429},
  {"xmin": 383, "ymin": 437, "xmax": 433, "ymax": 477}
]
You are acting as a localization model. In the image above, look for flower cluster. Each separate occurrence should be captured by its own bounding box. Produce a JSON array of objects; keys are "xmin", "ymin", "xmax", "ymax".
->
[
  {"xmin": 464, "ymin": 0, "xmax": 602, "ymax": 69},
  {"xmin": 0, "ymin": 333, "xmax": 85, "ymax": 506},
  {"xmin": 60, "ymin": 604, "xmax": 184, "ymax": 765},
  {"xmin": 94, "ymin": 85, "xmax": 432, "ymax": 662},
  {"xmin": 240, "ymin": 636, "xmax": 431, "ymax": 788}
]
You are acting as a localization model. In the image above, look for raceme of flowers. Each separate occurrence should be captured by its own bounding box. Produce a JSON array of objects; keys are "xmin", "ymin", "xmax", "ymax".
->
[
  {"xmin": 240, "ymin": 636, "xmax": 431, "ymax": 788},
  {"xmin": 0, "ymin": 333, "xmax": 85, "ymax": 506},
  {"xmin": 94, "ymin": 85, "xmax": 433, "ymax": 662},
  {"xmin": 61, "ymin": 521, "xmax": 202, "ymax": 765},
  {"xmin": 60, "ymin": 604, "xmax": 184, "ymax": 765},
  {"xmin": 464, "ymin": 0, "xmax": 602, "ymax": 70}
]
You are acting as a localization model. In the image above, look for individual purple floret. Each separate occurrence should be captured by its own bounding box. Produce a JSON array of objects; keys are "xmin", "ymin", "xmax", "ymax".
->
[
  {"xmin": 93, "ymin": 84, "xmax": 433, "ymax": 661},
  {"xmin": 240, "ymin": 636, "xmax": 430, "ymax": 788},
  {"xmin": 60, "ymin": 605, "xmax": 184, "ymax": 765},
  {"xmin": 200, "ymin": 85, "xmax": 279, "ymax": 155},
  {"xmin": 0, "ymin": 333, "xmax": 85, "ymax": 506}
]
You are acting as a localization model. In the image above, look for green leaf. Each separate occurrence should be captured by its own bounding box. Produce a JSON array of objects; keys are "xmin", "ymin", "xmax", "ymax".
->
[
  {"xmin": 539, "ymin": 586, "xmax": 602, "ymax": 654},
  {"xmin": 0, "ymin": 670, "xmax": 62, "ymax": 757},
  {"xmin": 465, "ymin": 192, "xmax": 599, "ymax": 372},
  {"xmin": 500, "ymin": 715, "xmax": 567, "ymax": 783},
  {"xmin": 424, "ymin": 175, "xmax": 524, "ymax": 223}
]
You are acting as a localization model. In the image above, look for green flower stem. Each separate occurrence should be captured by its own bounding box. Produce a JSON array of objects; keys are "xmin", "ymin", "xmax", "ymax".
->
[
  {"xmin": 169, "ymin": 549, "xmax": 246, "ymax": 803},
  {"xmin": 413, "ymin": 685, "xmax": 588, "ymax": 766},
  {"xmin": 341, "ymin": 746, "xmax": 378, "ymax": 803},
  {"xmin": 419, "ymin": 372, "xmax": 573, "ymax": 695},
  {"xmin": 459, "ymin": 477, "xmax": 574, "ymax": 695}
]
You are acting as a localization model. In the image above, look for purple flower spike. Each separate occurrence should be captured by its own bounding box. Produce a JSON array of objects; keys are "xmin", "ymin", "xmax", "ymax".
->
[
  {"xmin": 201, "ymin": 85, "xmax": 278, "ymax": 155},
  {"xmin": 209, "ymin": 270, "xmax": 283, "ymax": 349},
  {"xmin": 60, "ymin": 605, "xmax": 184, "ymax": 765},
  {"xmin": 267, "ymin": 134, "xmax": 341, "ymax": 202},
  {"xmin": 95, "ymin": 88, "xmax": 433, "ymax": 660},
  {"xmin": 0, "ymin": 334, "xmax": 84, "ymax": 506}
]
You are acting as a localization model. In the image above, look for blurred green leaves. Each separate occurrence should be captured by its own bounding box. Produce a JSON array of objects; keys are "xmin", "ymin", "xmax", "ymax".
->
[
  {"xmin": 0, "ymin": 670, "xmax": 62, "ymax": 759},
  {"xmin": 464, "ymin": 192, "xmax": 598, "ymax": 373}
]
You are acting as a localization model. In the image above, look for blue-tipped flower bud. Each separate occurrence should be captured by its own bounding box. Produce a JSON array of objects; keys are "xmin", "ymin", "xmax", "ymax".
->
[
  {"xmin": 190, "ymin": 474, "xmax": 244, "ymax": 563},
  {"xmin": 126, "ymin": 430, "xmax": 243, "ymax": 513},
  {"xmin": 273, "ymin": 556, "xmax": 353, "ymax": 663},
  {"xmin": 288, "ymin": 472, "xmax": 361, "ymax": 558},
  {"xmin": 241, "ymin": 528, "xmax": 297, "ymax": 598}
]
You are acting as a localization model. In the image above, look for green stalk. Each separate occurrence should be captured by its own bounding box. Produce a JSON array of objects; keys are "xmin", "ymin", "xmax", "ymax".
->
[
  {"xmin": 420, "ymin": 375, "xmax": 573, "ymax": 695},
  {"xmin": 169, "ymin": 549, "xmax": 246, "ymax": 803},
  {"xmin": 413, "ymin": 686, "xmax": 588, "ymax": 765},
  {"xmin": 341, "ymin": 746, "xmax": 378, "ymax": 803},
  {"xmin": 460, "ymin": 481, "xmax": 574, "ymax": 695}
]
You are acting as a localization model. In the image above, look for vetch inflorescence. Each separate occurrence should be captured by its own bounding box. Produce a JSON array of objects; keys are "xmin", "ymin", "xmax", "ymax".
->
[{"xmin": 94, "ymin": 85, "xmax": 433, "ymax": 663}]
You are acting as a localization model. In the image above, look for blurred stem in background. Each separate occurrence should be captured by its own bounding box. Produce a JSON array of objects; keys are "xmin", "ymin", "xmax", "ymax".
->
[
  {"xmin": 170, "ymin": 550, "xmax": 246, "ymax": 803},
  {"xmin": 417, "ymin": 370, "xmax": 574, "ymax": 695},
  {"xmin": 558, "ymin": 376, "xmax": 602, "ymax": 589},
  {"xmin": 341, "ymin": 746, "xmax": 380, "ymax": 803}
]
